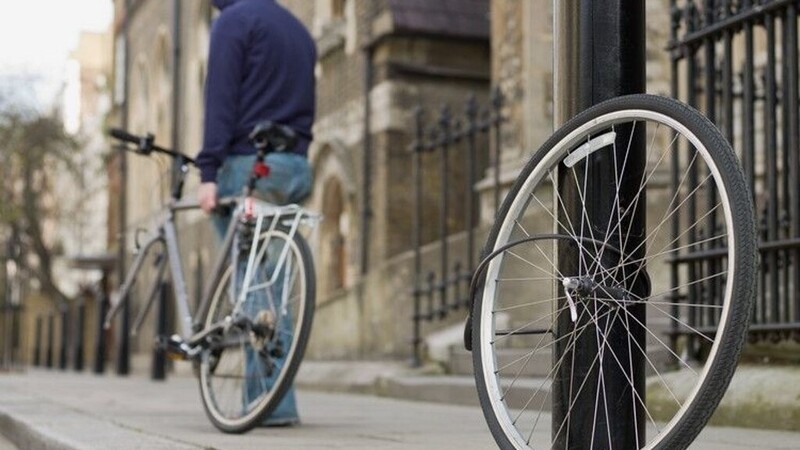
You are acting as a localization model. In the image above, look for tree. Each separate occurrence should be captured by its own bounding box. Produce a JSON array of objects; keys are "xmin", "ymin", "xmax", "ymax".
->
[{"xmin": 0, "ymin": 98, "xmax": 79, "ymax": 306}]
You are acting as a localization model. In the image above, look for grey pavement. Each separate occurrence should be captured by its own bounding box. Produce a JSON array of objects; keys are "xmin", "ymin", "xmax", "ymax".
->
[
  {"xmin": 0, "ymin": 433, "xmax": 15, "ymax": 450},
  {"xmin": 0, "ymin": 369, "xmax": 799, "ymax": 449}
]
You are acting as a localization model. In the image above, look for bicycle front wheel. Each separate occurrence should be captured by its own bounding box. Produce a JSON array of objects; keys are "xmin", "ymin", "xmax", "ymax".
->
[
  {"xmin": 199, "ymin": 226, "xmax": 315, "ymax": 433},
  {"xmin": 473, "ymin": 95, "xmax": 756, "ymax": 449}
]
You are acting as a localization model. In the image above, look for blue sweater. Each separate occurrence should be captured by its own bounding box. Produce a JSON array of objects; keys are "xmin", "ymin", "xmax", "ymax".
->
[{"xmin": 198, "ymin": 0, "xmax": 316, "ymax": 183}]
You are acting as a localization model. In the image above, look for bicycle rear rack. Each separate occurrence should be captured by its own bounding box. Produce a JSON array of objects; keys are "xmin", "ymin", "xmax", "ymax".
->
[{"xmin": 232, "ymin": 200, "xmax": 321, "ymax": 315}]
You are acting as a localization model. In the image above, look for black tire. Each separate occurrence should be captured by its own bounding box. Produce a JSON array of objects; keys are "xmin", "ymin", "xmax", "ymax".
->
[
  {"xmin": 471, "ymin": 95, "xmax": 757, "ymax": 450},
  {"xmin": 198, "ymin": 226, "xmax": 316, "ymax": 433}
]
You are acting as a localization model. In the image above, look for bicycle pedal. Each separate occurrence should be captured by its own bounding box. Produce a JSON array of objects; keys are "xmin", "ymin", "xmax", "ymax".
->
[{"xmin": 156, "ymin": 334, "xmax": 192, "ymax": 361}]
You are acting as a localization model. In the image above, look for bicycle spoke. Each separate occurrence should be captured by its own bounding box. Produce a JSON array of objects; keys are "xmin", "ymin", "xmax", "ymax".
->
[
  {"xmin": 475, "ymin": 102, "xmax": 754, "ymax": 450},
  {"xmin": 493, "ymin": 296, "xmax": 565, "ymax": 313},
  {"xmin": 491, "ymin": 304, "xmax": 570, "ymax": 345},
  {"xmin": 505, "ymin": 250, "xmax": 561, "ymax": 280}
]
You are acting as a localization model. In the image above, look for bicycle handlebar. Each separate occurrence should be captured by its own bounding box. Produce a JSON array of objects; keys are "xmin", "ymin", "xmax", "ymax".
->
[
  {"xmin": 108, "ymin": 128, "xmax": 197, "ymax": 166},
  {"xmin": 109, "ymin": 128, "xmax": 141, "ymax": 144}
]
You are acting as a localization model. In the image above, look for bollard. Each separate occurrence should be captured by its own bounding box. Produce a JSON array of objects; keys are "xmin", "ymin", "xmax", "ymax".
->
[
  {"xmin": 151, "ymin": 281, "xmax": 168, "ymax": 381},
  {"xmin": 33, "ymin": 315, "xmax": 42, "ymax": 367},
  {"xmin": 59, "ymin": 304, "xmax": 69, "ymax": 370},
  {"xmin": 46, "ymin": 313, "xmax": 54, "ymax": 368},
  {"xmin": 74, "ymin": 299, "xmax": 85, "ymax": 371},
  {"xmin": 94, "ymin": 283, "xmax": 108, "ymax": 374}
]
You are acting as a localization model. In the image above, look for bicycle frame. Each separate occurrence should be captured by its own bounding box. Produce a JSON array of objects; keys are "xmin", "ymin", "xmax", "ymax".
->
[
  {"xmin": 105, "ymin": 125, "xmax": 319, "ymax": 356},
  {"xmin": 104, "ymin": 196, "xmax": 320, "ymax": 344}
]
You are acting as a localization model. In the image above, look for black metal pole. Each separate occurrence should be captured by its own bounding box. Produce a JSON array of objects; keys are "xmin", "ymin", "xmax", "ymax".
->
[
  {"xmin": 702, "ymin": 0, "xmax": 718, "ymax": 331},
  {"xmin": 465, "ymin": 95, "xmax": 478, "ymax": 278},
  {"xmin": 668, "ymin": 0, "xmax": 681, "ymax": 357},
  {"xmin": 46, "ymin": 312, "xmax": 54, "ymax": 368},
  {"xmin": 553, "ymin": 1, "xmax": 646, "ymax": 448},
  {"xmin": 59, "ymin": 303, "xmax": 69, "ymax": 370},
  {"xmin": 438, "ymin": 106, "xmax": 451, "ymax": 320},
  {"xmin": 765, "ymin": 11, "xmax": 779, "ymax": 326},
  {"xmin": 684, "ymin": 1, "xmax": 700, "ymax": 360},
  {"xmin": 171, "ymin": 0, "xmax": 182, "ymax": 178},
  {"xmin": 11, "ymin": 304, "xmax": 19, "ymax": 367},
  {"xmin": 74, "ymin": 298, "xmax": 85, "ymax": 371},
  {"xmin": 152, "ymin": 281, "xmax": 168, "ymax": 380},
  {"xmin": 785, "ymin": 3, "xmax": 800, "ymax": 323},
  {"xmin": 116, "ymin": 0, "xmax": 132, "ymax": 377},
  {"xmin": 411, "ymin": 107, "xmax": 424, "ymax": 367},
  {"xmin": 94, "ymin": 276, "xmax": 108, "ymax": 374},
  {"xmin": 33, "ymin": 315, "xmax": 42, "ymax": 367}
]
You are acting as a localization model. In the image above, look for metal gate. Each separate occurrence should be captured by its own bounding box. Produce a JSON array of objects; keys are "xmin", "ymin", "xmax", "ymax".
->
[{"xmin": 669, "ymin": 0, "xmax": 800, "ymax": 346}]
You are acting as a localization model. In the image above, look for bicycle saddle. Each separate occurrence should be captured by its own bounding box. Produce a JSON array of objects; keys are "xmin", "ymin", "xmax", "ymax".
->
[{"xmin": 249, "ymin": 121, "xmax": 298, "ymax": 152}]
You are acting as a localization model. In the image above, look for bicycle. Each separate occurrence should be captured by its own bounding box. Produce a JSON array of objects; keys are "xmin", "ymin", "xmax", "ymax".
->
[
  {"xmin": 466, "ymin": 95, "xmax": 757, "ymax": 449},
  {"xmin": 105, "ymin": 122, "xmax": 318, "ymax": 433}
]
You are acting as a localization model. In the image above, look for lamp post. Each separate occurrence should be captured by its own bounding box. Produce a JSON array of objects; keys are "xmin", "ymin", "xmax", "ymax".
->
[{"xmin": 553, "ymin": 2, "xmax": 647, "ymax": 448}]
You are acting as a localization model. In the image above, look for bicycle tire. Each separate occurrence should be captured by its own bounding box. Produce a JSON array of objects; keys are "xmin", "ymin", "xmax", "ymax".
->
[
  {"xmin": 198, "ymin": 226, "xmax": 316, "ymax": 433},
  {"xmin": 471, "ymin": 94, "xmax": 757, "ymax": 449}
]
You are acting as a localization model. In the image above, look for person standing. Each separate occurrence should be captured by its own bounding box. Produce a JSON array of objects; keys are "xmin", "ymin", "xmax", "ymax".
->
[{"xmin": 196, "ymin": 0, "xmax": 316, "ymax": 426}]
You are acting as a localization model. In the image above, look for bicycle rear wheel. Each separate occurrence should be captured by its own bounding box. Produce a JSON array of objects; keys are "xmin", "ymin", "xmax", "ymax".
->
[
  {"xmin": 199, "ymin": 226, "xmax": 315, "ymax": 433},
  {"xmin": 472, "ymin": 95, "xmax": 756, "ymax": 449}
]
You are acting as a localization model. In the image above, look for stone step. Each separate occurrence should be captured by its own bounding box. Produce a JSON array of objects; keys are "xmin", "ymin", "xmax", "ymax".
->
[
  {"xmin": 379, "ymin": 375, "xmax": 552, "ymax": 411},
  {"xmin": 449, "ymin": 343, "xmax": 674, "ymax": 379}
]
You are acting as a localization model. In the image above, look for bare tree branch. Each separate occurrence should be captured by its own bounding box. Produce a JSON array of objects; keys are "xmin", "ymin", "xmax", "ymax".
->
[{"xmin": 0, "ymin": 99, "xmax": 79, "ymax": 306}]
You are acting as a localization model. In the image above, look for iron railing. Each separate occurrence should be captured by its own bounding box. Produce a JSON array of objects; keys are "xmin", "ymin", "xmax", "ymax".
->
[
  {"xmin": 409, "ymin": 89, "xmax": 503, "ymax": 365},
  {"xmin": 669, "ymin": 0, "xmax": 800, "ymax": 345}
]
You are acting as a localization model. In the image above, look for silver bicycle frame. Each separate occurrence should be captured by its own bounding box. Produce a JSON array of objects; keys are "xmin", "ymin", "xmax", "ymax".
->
[{"xmin": 104, "ymin": 196, "xmax": 320, "ymax": 342}]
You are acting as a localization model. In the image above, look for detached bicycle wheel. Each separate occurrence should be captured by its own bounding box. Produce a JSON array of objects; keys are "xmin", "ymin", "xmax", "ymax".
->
[
  {"xmin": 199, "ymin": 226, "xmax": 315, "ymax": 433},
  {"xmin": 472, "ymin": 95, "xmax": 756, "ymax": 449}
]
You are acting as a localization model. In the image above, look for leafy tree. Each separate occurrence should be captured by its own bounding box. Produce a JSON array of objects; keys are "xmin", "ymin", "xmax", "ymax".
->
[{"xmin": 0, "ymin": 98, "xmax": 79, "ymax": 305}]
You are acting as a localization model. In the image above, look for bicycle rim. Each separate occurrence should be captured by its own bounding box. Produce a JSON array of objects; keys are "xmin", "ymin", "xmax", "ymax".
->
[
  {"xmin": 199, "ymin": 228, "xmax": 310, "ymax": 432},
  {"xmin": 473, "ymin": 95, "xmax": 755, "ymax": 449}
]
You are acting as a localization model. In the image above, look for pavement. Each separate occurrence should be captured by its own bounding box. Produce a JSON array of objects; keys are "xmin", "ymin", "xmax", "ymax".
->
[
  {"xmin": 1, "ymin": 365, "xmax": 800, "ymax": 449},
  {"xmin": 0, "ymin": 434, "xmax": 14, "ymax": 450}
]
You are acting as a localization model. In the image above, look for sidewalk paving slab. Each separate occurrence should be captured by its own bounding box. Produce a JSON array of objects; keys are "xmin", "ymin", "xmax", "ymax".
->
[{"xmin": 0, "ymin": 367, "xmax": 799, "ymax": 449}]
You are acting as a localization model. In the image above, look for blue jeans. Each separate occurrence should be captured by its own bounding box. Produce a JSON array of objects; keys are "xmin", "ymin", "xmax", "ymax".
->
[
  {"xmin": 213, "ymin": 152, "xmax": 313, "ymax": 233},
  {"xmin": 213, "ymin": 152, "xmax": 311, "ymax": 424}
]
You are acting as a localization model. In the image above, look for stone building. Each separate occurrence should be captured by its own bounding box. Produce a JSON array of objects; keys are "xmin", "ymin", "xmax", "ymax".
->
[
  {"xmin": 108, "ymin": 0, "xmax": 492, "ymax": 369},
  {"xmin": 0, "ymin": 0, "xmax": 704, "ymax": 371},
  {"xmin": 105, "ymin": 0, "xmax": 685, "ymax": 370}
]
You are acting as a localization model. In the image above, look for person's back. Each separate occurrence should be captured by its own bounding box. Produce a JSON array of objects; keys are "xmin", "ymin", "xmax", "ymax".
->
[{"xmin": 198, "ymin": 0, "xmax": 316, "ymax": 186}]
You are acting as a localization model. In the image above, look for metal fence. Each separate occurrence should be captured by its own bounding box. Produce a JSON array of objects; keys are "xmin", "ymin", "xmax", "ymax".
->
[
  {"xmin": 669, "ymin": 0, "xmax": 800, "ymax": 345},
  {"xmin": 30, "ymin": 283, "xmax": 112, "ymax": 374},
  {"xmin": 409, "ymin": 89, "xmax": 503, "ymax": 365}
]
